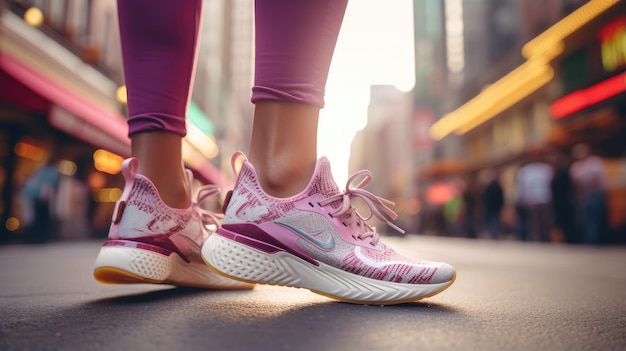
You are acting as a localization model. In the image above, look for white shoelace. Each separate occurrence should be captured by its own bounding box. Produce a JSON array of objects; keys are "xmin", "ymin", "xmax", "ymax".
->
[{"xmin": 318, "ymin": 170, "xmax": 405, "ymax": 246}]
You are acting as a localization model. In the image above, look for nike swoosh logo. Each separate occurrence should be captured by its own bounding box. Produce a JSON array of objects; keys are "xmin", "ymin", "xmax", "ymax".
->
[{"xmin": 274, "ymin": 220, "xmax": 335, "ymax": 250}]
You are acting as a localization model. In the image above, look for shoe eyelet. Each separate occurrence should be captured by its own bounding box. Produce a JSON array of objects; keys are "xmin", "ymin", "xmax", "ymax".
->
[{"xmin": 308, "ymin": 202, "xmax": 314, "ymax": 208}]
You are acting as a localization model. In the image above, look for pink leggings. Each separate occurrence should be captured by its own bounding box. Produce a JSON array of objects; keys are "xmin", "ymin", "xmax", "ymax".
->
[{"xmin": 118, "ymin": 0, "xmax": 348, "ymax": 137}]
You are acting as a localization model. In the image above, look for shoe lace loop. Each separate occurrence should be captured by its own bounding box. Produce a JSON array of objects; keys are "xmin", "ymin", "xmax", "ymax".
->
[
  {"xmin": 318, "ymin": 170, "xmax": 405, "ymax": 245},
  {"xmin": 192, "ymin": 184, "xmax": 224, "ymax": 228}
]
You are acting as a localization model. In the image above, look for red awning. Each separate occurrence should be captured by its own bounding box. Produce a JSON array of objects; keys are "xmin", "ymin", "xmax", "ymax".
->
[{"xmin": 0, "ymin": 52, "xmax": 131, "ymax": 156}]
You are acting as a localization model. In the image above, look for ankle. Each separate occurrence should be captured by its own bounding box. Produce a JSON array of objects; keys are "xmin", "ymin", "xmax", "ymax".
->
[
  {"xmin": 131, "ymin": 131, "xmax": 190, "ymax": 209},
  {"xmin": 250, "ymin": 157, "xmax": 315, "ymax": 198},
  {"xmin": 142, "ymin": 171, "xmax": 191, "ymax": 209},
  {"xmin": 156, "ymin": 179, "xmax": 191, "ymax": 209}
]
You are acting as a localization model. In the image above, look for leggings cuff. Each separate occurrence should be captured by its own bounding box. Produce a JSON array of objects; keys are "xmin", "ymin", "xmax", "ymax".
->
[{"xmin": 127, "ymin": 113, "xmax": 187, "ymax": 137}]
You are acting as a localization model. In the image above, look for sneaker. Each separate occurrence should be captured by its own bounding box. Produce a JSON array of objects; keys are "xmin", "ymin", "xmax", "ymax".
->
[
  {"xmin": 202, "ymin": 152, "xmax": 455, "ymax": 304},
  {"xmin": 93, "ymin": 157, "xmax": 253, "ymax": 290}
]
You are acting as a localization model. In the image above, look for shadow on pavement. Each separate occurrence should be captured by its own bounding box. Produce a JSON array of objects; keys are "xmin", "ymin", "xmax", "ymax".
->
[
  {"xmin": 3, "ymin": 284, "xmax": 462, "ymax": 351},
  {"xmin": 188, "ymin": 294, "xmax": 462, "ymax": 351},
  {"xmin": 88, "ymin": 285, "xmax": 255, "ymax": 305}
]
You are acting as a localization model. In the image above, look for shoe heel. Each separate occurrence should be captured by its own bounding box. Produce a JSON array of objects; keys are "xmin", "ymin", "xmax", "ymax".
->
[{"xmin": 93, "ymin": 245, "xmax": 173, "ymax": 284}]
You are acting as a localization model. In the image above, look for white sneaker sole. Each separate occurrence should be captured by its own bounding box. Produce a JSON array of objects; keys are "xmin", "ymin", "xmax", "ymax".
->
[
  {"xmin": 202, "ymin": 234, "xmax": 455, "ymax": 304},
  {"xmin": 94, "ymin": 245, "xmax": 253, "ymax": 290}
]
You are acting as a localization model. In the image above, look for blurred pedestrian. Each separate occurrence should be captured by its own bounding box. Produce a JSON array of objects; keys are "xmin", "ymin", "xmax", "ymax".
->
[
  {"xmin": 483, "ymin": 170, "xmax": 504, "ymax": 239},
  {"xmin": 54, "ymin": 172, "xmax": 91, "ymax": 240},
  {"xmin": 550, "ymin": 150, "xmax": 577, "ymax": 243},
  {"xmin": 19, "ymin": 159, "xmax": 60, "ymax": 243},
  {"xmin": 515, "ymin": 156, "xmax": 553, "ymax": 242},
  {"xmin": 462, "ymin": 175, "xmax": 478, "ymax": 239},
  {"xmin": 570, "ymin": 144, "xmax": 608, "ymax": 244},
  {"xmin": 91, "ymin": 0, "xmax": 455, "ymax": 305}
]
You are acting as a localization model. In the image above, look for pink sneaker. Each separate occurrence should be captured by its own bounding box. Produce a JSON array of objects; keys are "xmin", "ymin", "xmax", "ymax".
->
[
  {"xmin": 202, "ymin": 152, "xmax": 455, "ymax": 304},
  {"xmin": 93, "ymin": 158, "xmax": 253, "ymax": 290}
]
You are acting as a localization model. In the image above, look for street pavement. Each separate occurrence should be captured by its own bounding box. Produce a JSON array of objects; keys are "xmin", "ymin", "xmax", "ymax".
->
[{"xmin": 1, "ymin": 235, "xmax": 625, "ymax": 351}]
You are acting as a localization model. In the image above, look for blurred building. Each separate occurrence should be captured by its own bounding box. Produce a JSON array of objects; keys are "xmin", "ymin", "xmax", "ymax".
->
[
  {"xmin": 350, "ymin": 0, "xmax": 625, "ymax": 239},
  {"xmin": 349, "ymin": 2, "xmax": 449, "ymax": 233},
  {"xmin": 0, "ymin": 1, "xmax": 254, "ymax": 242},
  {"xmin": 414, "ymin": 0, "xmax": 561, "ymax": 235},
  {"xmin": 423, "ymin": 0, "xmax": 626, "ymax": 240},
  {"xmin": 350, "ymin": 85, "xmax": 416, "ymax": 231},
  {"xmin": 194, "ymin": 0, "xmax": 254, "ymax": 173}
]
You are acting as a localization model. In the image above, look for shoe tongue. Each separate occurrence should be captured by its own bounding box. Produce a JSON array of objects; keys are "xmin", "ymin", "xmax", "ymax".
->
[{"xmin": 308, "ymin": 156, "xmax": 340, "ymax": 198}]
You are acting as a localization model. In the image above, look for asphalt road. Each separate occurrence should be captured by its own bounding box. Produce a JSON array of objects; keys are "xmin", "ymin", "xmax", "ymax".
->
[{"xmin": 1, "ymin": 236, "xmax": 625, "ymax": 351}]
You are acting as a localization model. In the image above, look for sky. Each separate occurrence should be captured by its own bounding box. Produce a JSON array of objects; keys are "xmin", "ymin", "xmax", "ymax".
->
[{"xmin": 318, "ymin": 0, "xmax": 415, "ymax": 185}]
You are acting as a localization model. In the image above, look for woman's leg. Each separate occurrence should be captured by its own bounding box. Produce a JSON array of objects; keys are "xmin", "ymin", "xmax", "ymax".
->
[
  {"xmin": 117, "ymin": 0, "xmax": 202, "ymax": 208},
  {"xmin": 249, "ymin": 0, "xmax": 348, "ymax": 198},
  {"xmin": 95, "ymin": 0, "xmax": 252, "ymax": 290},
  {"xmin": 204, "ymin": 0, "xmax": 456, "ymax": 304}
]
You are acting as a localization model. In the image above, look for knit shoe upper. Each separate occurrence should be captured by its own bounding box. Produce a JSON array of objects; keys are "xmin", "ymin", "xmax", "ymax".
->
[{"xmin": 202, "ymin": 152, "xmax": 455, "ymax": 304}]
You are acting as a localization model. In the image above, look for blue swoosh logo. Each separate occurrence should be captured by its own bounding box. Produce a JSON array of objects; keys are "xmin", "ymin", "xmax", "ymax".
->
[{"xmin": 274, "ymin": 221, "xmax": 335, "ymax": 250}]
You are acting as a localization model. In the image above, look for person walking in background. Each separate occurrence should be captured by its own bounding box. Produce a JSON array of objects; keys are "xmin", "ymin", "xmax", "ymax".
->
[
  {"xmin": 92, "ymin": 0, "xmax": 455, "ymax": 305},
  {"xmin": 550, "ymin": 150, "xmax": 577, "ymax": 243},
  {"xmin": 515, "ymin": 155, "xmax": 553, "ymax": 242},
  {"xmin": 570, "ymin": 143, "xmax": 608, "ymax": 244},
  {"xmin": 483, "ymin": 170, "xmax": 504, "ymax": 239},
  {"xmin": 18, "ymin": 158, "xmax": 60, "ymax": 243},
  {"xmin": 461, "ymin": 175, "xmax": 478, "ymax": 239}
]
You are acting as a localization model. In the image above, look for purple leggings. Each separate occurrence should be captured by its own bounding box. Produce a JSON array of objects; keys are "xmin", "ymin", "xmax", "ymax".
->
[{"xmin": 118, "ymin": 0, "xmax": 347, "ymax": 137}]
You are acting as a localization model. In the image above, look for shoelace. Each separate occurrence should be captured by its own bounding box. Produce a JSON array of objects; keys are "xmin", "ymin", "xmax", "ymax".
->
[
  {"xmin": 318, "ymin": 170, "xmax": 405, "ymax": 246},
  {"xmin": 192, "ymin": 184, "xmax": 224, "ymax": 229}
]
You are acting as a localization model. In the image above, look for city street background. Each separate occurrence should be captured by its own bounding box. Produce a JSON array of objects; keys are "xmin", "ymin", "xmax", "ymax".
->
[
  {"xmin": 2, "ymin": 1, "xmax": 626, "ymax": 350},
  {"xmin": 3, "ymin": 0, "xmax": 626, "ymax": 248},
  {"xmin": 1, "ymin": 235, "xmax": 625, "ymax": 351}
]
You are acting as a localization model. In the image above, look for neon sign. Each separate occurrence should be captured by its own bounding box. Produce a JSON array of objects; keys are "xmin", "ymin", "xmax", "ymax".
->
[
  {"xmin": 550, "ymin": 72, "xmax": 626, "ymax": 119},
  {"xmin": 599, "ymin": 17, "xmax": 626, "ymax": 73}
]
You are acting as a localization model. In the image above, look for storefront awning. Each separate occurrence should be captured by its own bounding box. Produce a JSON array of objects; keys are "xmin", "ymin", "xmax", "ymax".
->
[{"xmin": 0, "ymin": 52, "xmax": 131, "ymax": 156}]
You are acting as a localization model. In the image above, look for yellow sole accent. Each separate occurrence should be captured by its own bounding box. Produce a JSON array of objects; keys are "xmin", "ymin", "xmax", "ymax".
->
[
  {"xmin": 94, "ymin": 266, "xmax": 163, "ymax": 285},
  {"xmin": 93, "ymin": 266, "xmax": 255, "ymax": 290}
]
